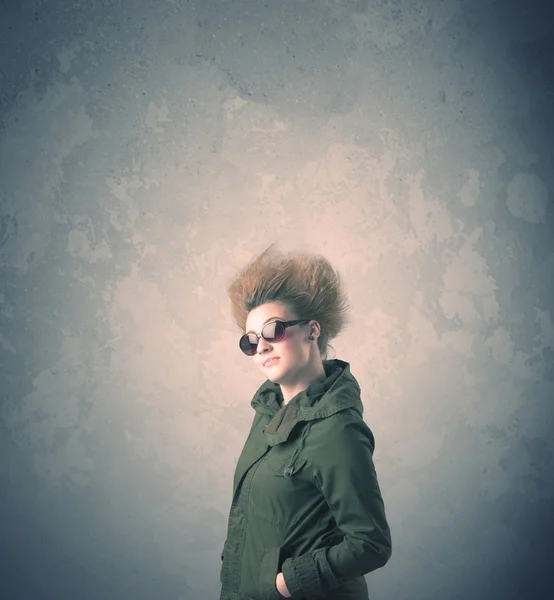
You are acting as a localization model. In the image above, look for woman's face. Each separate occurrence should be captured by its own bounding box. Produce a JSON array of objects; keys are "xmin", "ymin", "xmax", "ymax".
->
[{"xmin": 245, "ymin": 301, "xmax": 313, "ymax": 381}]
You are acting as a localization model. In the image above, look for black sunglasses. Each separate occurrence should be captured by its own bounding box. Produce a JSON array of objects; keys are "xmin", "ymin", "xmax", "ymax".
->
[{"xmin": 239, "ymin": 319, "xmax": 310, "ymax": 356}]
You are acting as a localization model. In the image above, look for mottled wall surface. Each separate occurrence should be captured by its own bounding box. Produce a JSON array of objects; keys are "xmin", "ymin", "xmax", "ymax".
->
[{"xmin": 1, "ymin": 0, "xmax": 553, "ymax": 599}]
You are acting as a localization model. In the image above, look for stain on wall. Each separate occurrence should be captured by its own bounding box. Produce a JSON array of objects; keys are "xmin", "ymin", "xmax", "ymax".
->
[{"xmin": 1, "ymin": 1, "xmax": 553, "ymax": 599}]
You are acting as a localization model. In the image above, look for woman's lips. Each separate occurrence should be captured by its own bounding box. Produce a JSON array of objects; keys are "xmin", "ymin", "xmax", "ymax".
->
[{"xmin": 264, "ymin": 358, "xmax": 279, "ymax": 367}]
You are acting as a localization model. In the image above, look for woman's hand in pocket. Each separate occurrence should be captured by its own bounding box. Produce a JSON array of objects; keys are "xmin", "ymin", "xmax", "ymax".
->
[{"xmin": 276, "ymin": 572, "xmax": 291, "ymax": 598}]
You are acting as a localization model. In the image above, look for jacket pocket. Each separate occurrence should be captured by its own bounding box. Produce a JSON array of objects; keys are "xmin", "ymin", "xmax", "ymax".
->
[
  {"xmin": 240, "ymin": 546, "xmax": 286, "ymax": 600},
  {"xmin": 266, "ymin": 451, "xmax": 307, "ymax": 478},
  {"xmin": 258, "ymin": 547, "xmax": 289, "ymax": 600}
]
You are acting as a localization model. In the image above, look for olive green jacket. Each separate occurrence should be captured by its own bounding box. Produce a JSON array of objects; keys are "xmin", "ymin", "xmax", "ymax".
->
[{"xmin": 219, "ymin": 359, "xmax": 392, "ymax": 600}]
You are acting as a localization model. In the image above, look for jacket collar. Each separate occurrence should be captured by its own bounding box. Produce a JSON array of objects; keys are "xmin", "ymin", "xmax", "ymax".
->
[{"xmin": 250, "ymin": 359, "xmax": 363, "ymax": 445}]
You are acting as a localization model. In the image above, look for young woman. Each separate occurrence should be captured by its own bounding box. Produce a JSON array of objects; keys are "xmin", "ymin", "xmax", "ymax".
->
[{"xmin": 220, "ymin": 243, "xmax": 392, "ymax": 600}]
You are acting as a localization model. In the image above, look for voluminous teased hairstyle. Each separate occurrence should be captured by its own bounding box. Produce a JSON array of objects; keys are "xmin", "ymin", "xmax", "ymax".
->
[{"xmin": 226, "ymin": 242, "xmax": 351, "ymax": 360}]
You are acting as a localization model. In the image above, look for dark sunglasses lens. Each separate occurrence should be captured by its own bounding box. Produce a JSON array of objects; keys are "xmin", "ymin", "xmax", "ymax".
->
[
  {"xmin": 239, "ymin": 321, "xmax": 285, "ymax": 355},
  {"xmin": 239, "ymin": 334, "xmax": 256, "ymax": 355},
  {"xmin": 262, "ymin": 320, "xmax": 284, "ymax": 342}
]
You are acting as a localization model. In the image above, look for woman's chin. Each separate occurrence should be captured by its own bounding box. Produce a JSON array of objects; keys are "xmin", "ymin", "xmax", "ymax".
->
[{"xmin": 265, "ymin": 370, "xmax": 280, "ymax": 379}]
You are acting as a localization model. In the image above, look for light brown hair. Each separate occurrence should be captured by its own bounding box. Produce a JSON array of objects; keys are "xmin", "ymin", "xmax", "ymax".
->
[{"xmin": 226, "ymin": 242, "xmax": 351, "ymax": 360}]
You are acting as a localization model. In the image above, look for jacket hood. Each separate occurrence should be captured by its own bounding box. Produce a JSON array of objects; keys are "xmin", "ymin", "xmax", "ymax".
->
[{"xmin": 250, "ymin": 358, "xmax": 363, "ymax": 446}]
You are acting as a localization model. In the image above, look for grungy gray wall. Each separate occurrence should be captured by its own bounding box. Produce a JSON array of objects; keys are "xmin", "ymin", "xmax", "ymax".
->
[{"xmin": 1, "ymin": 1, "xmax": 553, "ymax": 599}]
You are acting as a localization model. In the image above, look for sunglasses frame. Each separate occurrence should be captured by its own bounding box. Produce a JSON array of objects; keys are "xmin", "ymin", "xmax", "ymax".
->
[{"xmin": 239, "ymin": 319, "xmax": 311, "ymax": 356}]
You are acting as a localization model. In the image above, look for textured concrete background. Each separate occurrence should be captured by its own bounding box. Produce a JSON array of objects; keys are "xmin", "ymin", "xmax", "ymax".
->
[{"xmin": 1, "ymin": 0, "xmax": 553, "ymax": 599}]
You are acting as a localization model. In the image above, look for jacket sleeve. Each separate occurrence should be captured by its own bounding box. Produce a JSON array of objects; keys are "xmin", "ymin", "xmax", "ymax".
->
[{"xmin": 281, "ymin": 412, "xmax": 392, "ymax": 598}]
